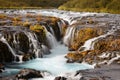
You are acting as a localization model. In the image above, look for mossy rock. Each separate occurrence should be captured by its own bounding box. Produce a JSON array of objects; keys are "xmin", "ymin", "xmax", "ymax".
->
[
  {"xmin": 69, "ymin": 27, "xmax": 103, "ymax": 50},
  {"xmin": 94, "ymin": 37, "xmax": 120, "ymax": 52},
  {"xmin": 30, "ymin": 24, "xmax": 46, "ymax": 33}
]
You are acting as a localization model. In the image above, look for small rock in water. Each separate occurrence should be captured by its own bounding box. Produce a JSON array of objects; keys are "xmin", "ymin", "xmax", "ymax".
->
[
  {"xmin": 0, "ymin": 63, "xmax": 5, "ymax": 73},
  {"xmin": 54, "ymin": 76, "xmax": 67, "ymax": 80},
  {"xmin": 66, "ymin": 59, "xmax": 75, "ymax": 63}
]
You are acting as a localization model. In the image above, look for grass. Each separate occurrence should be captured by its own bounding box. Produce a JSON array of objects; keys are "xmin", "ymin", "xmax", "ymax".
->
[
  {"xmin": 0, "ymin": 0, "xmax": 68, "ymax": 8},
  {"xmin": 59, "ymin": 0, "xmax": 120, "ymax": 14}
]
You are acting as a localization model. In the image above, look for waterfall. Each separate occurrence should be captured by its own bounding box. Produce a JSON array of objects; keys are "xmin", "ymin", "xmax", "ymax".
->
[
  {"xmin": 42, "ymin": 25, "xmax": 57, "ymax": 48},
  {"xmin": 41, "ymin": 45, "xmax": 50, "ymax": 55},
  {"xmin": 0, "ymin": 34, "xmax": 23, "ymax": 63},
  {"xmin": 49, "ymin": 27, "xmax": 55, "ymax": 36},
  {"xmin": 13, "ymin": 33, "xmax": 20, "ymax": 52},
  {"xmin": 63, "ymin": 27, "xmax": 72, "ymax": 45},
  {"xmin": 78, "ymin": 33, "xmax": 112, "ymax": 51},
  {"xmin": 63, "ymin": 27, "xmax": 76, "ymax": 46},
  {"xmin": 57, "ymin": 21, "xmax": 62, "ymax": 35},
  {"xmin": 0, "ymin": 36, "xmax": 16, "ymax": 57},
  {"xmin": 78, "ymin": 26, "xmax": 116, "ymax": 51},
  {"xmin": 24, "ymin": 32, "xmax": 42, "ymax": 58},
  {"xmin": 46, "ymin": 32, "xmax": 57, "ymax": 48},
  {"xmin": 18, "ymin": 55, "xmax": 23, "ymax": 63}
]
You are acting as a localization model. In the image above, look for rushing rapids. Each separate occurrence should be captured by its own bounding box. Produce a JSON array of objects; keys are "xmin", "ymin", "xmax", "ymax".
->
[{"xmin": 0, "ymin": 9, "xmax": 120, "ymax": 80}]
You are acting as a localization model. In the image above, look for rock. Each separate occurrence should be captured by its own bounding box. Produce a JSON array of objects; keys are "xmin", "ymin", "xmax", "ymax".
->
[
  {"xmin": 67, "ymin": 27, "xmax": 104, "ymax": 51},
  {"xmin": 0, "ymin": 26, "xmax": 49, "ymax": 63},
  {"xmin": 22, "ymin": 53, "xmax": 35, "ymax": 61},
  {"xmin": 77, "ymin": 64, "xmax": 120, "ymax": 80},
  {"xmin": 66, "ymin": 59, "xmax": 75, "ymax": 63},
  {"xmin": 16, "ymin": 68, "xmax": 43, "ymax": 79},
  {"xmin": 0, "ymin": 64, "xmax": 5, "ymax": 73},
  {"xmin": 0, "ymin": 41, "xmax": 14, "ymax": 62},
  {"xmin": 54, "ymin": 76, "xmax": 67, "ymax": 80}
]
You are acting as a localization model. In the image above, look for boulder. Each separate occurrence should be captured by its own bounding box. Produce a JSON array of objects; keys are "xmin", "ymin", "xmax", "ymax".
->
[
  {"xmin": 16, "ymin": 68, "xmax": 43, "ymax": 79},
  {"xmin": 54, "ymin": 76, "xmax": 67, "ymax": 80}
]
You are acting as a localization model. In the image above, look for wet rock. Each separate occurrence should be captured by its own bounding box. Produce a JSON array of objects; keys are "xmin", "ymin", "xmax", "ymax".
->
[
  {"xmin": 0, "ymin": 26, "xmax": 50, "ymax": 63},
  {"xmin": 16, "ymin": 68, "xmax": 43, "ymax": 79},
  {"xmin": 16, "ymin": 32, "xmax": 29, "ymax": 53},
  {"xmin": 66, "ymin": 59, "xmax": 75, "ymax": 63},
  {"xmin": 66, "ymin": 31, "xmax": 120, "ymax": 65},
  {"xmin": 22, "ymin": 53, "xmax": 35, "ymax": 61},
  {"xmin": 67, "ymin": 27, "xmax": 104, "ymax": 51},
  {"xmin": 0, "ymin": 64, "xmax": 5, "ymax": 73},
  {"xmin": 54, "ymin": 76, "xmax": 67, "ymax": 80},
  {"xmin": 76, "ymin": 64, "xmax": 120, "ymax": 80},
  {"xmin": 0, "ymin": 41, "xmax": 14, "ymax": 62}
]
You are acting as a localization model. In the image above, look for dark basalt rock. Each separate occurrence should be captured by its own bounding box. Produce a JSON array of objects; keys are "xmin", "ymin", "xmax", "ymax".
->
[
  {"xmin": 0, "ymin": 41, "xmax": 14, "ymax": 62},
  {"xmin": 66, "ymin": 59, "xmax": 75, "ymax": 63},
  {"xmin": 0, "ymin": 13, "xmax": 67, "ymax": 63},
  {"xmin": 22, "ymin": 53, "xmax": 35, "ymax": 61},
  {"xmin": 16, "ymin": 68, "xmax": 43, "ymax": 79},
  {"xmin": 0, "ymin": 64, "xmax": 5, "ymax": 73},
  {"xmin": 0, "ymin": 26, "xmax": 50, "ymax": 63},
  {"xmin": 15, "ymin": 32, "xmax": 29, "ymax": 53},
  {"xmin": 54, "ymin": 76, "xmax": 67, "ymax": 80}
]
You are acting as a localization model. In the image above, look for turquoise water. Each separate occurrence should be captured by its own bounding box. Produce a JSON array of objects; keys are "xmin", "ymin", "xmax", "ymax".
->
[{"xmin": 2, "ymin": 44, "xmax": 93, "ymax": 78}]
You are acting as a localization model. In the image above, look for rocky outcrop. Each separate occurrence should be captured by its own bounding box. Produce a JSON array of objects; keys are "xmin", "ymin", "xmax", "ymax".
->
[
  {"xmin": 76, "ymin": 64, "xmax": 120, "ymax": 80},
  {"xmin": 0, "ymin": 40, "xmax": 14, "ymax": 62},
  {"xmin": 0, "ymin": 26, "xmax": 44, "ymax": 62},
  {"xmin": 65, "ymin": 15, "xmax": 120, "ymax": 66},
  {"xmin": 0, "ymin": 13, "xmax": 68, "ymax": 63},
  {"xmin": 0, "ymin": 68, "xmax": 51, "ymax": 80},
  {"xmin": 16, "ymin": 68, "xmax": 43, "ymax": 79},
  {"xmin": 66, "ymin": 34, "xmax": 120, "ymax": 66},
  {"xmin": 54, "ymin": 64, "xmax": 120, "ymax": 80},
  {"xmin": 68, "ymin": 27, "xmax": 104, "ymax": 51}
]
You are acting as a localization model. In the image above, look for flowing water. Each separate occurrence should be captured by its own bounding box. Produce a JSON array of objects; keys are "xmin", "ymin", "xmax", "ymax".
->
[
  {"xmin": 0, "ymin": 9, "xmax": 113, "ymax": 79},
  {"xmin": 2, "ymin": 43, "xmax": 93, "ymax": 79}
]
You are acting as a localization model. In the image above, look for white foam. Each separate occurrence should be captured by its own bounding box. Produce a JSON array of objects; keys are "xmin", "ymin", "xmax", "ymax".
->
[{"xmin": 13, "ymin": 44, "xmax": 93, "ymax": 76}]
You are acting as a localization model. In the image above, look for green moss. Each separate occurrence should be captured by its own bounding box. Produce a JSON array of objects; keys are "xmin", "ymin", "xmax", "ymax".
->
[
  {"xmin": 70, "ymin": 27, "xmax": 103, "ymax": 50},
  {"xmin": 94, "ymin": 39, "xmax": 120, "ymax": 52},
  {"xmin": 30, "ymin": 24, "xmax": 45, "ymax": 33},
  {"xmin": 30, "ymin": 24, "xmax": 46, "ymax": 43}
]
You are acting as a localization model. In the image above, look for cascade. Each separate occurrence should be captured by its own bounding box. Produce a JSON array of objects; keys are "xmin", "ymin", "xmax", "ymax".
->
[
  {"xmin": 0, "ymin": 34, "xmax": 23, "ymax": 63},
  {"xmin": 78, "ymin": 26, "xmax": 116, "ymax": 51},
  {"xmin": 57, "ymin": 21, "xmax": 62, "ymax": 35},
  {"xmin": 1, "ymin": 9, "xmax": 119, "ymax": 80},
  {"xmin": 41, "ymin": 45, "xmax": 50, "ymax": 55},
  {"xmin": 46, "ymin": 32, "xmax": 58, "ymax": 48},
  {"xmin": 79, "ymin": 33, "xmax": 112, "ymax": 51},
  {"xmin": 63, "ymin": 27, "xmax": 76, "ymax": 46},
  {"xmin": 13, "ymin": 33, "xmax": 20, "ymax": 52},
  {"xmin": 24, "ymin": 32, "xmax": 42, "ymax": 58},
  {"xmin": 49, "ymin": 27, "xmax": 55, "ymax": 36},
  {"xmin": 42, "ymin": 25, "xmax": 57, "ymax": 48}
]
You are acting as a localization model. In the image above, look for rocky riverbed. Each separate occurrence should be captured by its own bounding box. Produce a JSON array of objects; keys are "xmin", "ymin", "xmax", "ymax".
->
[{"xmin": 0, "ymin": 9, "xmax": 120, "ymax": 80}]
